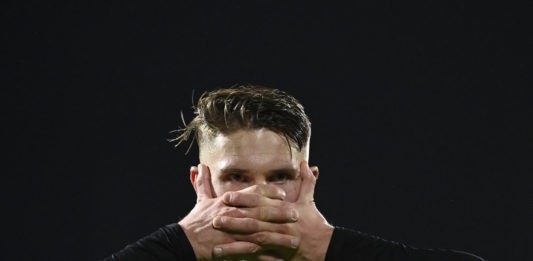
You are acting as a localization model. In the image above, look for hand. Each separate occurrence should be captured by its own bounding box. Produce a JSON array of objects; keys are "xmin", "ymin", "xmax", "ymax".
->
[
  {"xmin": 178, "ymin": 164, "xmax": 301, "ymax": 260},
  {"xmin": 212, "ymin": 186, "xmax": 302, "ymax": 260},
  {"xmin": 213, "ymin": 161, "xmax": 334, "ymax": 261}
]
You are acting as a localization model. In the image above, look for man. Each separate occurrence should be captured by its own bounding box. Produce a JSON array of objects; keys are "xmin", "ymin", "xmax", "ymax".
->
[{"xmin": 104, "ymin": 85, "xmax": 484, "ymax": 260}]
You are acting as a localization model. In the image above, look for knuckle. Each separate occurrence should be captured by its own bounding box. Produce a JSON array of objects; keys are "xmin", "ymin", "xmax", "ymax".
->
[
  {"xmin": 221, "ymin": 206, "xmax": 233, "ymax": 214},
  {"xmin": 249, "ymin": 244, "xmax": 261, "ymax": 253},
  {"xmin": 244, "ymin": 217, "xmax": 259, "ymax": 230},
  {"xmin": 258, "ymin": 207, "xmax": 268, "ymax": 220},
  {"xmin": 254, "ymin": 232, "xmax": 267, "ymax": 244},
  {"xmin": 285, "ymin": 207, "xmax": 298, "ymax": 221},
  {"xmin": 236, "ymin": 208, "xmax": 249, "ymax": 217}
]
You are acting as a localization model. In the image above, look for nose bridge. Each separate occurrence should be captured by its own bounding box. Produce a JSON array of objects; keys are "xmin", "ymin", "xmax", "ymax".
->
[{"xmin": 254, "ymin": 176, "xmax": 267, "ymax": 185}]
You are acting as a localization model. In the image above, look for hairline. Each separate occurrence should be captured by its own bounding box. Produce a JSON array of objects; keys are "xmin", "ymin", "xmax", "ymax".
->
[{"xmin": 198, "ymin": 127, "xmax": 311, "ymax": 162}]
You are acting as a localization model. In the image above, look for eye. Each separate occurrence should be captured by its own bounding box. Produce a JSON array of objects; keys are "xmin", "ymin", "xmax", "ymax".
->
[
  {"xmin": 228, "ymin": 173, "xmax": 247, "ymax": 183},
  {"xmin": 268, "ymin": 173, "xmax": 291, "ymax": 183}
]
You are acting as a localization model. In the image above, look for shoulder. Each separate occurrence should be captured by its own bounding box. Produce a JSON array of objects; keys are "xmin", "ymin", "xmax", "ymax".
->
[
  {"xmin": 101, "ymin": 223, "xmax": 196, "ymax": 261},
  {"xmin": 326, "ymin": 226, "xmax": 485, "ymax": 261}
]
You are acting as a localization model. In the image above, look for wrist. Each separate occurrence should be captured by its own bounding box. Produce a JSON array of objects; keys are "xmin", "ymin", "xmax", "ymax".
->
[
  {"xmin": 178, "ymin": 219, "xmax": 207, "ymax": 260},
  {"xmin": 297, "ymin": 221, "xmax": 334, "ymax": 261}
]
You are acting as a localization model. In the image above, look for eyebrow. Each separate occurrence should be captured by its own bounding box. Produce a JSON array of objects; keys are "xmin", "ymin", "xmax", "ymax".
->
[
  {"xmin": 269, "ymin": 168, "xmax": 299, "ymax": 175},
  {"xmin": 219, "ymin": 167, "xmax": 299, "ymax": 175}
]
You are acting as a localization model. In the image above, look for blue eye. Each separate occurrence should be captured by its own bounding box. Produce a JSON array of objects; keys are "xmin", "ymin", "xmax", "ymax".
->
[
  {"xmin": 269, "ymin": 173, "xmax": 289, "ymax": 183},
  {"xmin": 229, "ymin": 173, "xmax": 246, "ymax": 182}
]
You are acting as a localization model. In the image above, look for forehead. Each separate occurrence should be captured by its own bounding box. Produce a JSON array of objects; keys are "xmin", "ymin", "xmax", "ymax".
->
[{"xmin": 200, "ymin": 128, "xmax": 307, "ymax": 170}]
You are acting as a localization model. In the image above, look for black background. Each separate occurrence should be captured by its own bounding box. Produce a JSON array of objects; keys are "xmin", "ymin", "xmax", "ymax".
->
[{"xmin": 5, "ymin": 1, "xmax": 532, "ymax": 260}]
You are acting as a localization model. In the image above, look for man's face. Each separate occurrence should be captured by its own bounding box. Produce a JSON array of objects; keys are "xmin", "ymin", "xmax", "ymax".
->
[{"xmin": 197, "ymin": 128, "xmax": 308, "ymax": 202}]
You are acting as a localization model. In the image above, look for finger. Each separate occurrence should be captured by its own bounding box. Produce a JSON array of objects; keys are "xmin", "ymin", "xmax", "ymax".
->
[
  {"xmin": 296, "ymin": 160, "xmax": 317, "ymax": 203},
  {"xmin": 196, "ymin": 163, "xmax": 214, "ymax": 199},
  {"xmin": 257, "ymin": 255, "xmax": 285, "ymax": 261},
  {"xmin": 213, "ymin": 239, "xmax": 296, "ymax": 261},
  {"xmin": 212, "ymin": 241, "xmax": 260, "ymax": 259},
  {"xmin": 221, "ymin": 206, "xmax": 299, "ymax": 223},
  {"xmin": 223, "ymin": 191, "xmax": 288, "ymax": 208},
  {"xmin": 257, "ymin": 255, "xmax": 286, "ymax": 261},
  {"xmin": 213, "ymin": 216, "xmax": 291, "ymax": 234},
  {"xmin": 237, "ymin": 184, "xmax": 287, "ymax": 200},
  {"xmin": 232, "ymin": 231, "xmax": 300, "ymax": 249}
]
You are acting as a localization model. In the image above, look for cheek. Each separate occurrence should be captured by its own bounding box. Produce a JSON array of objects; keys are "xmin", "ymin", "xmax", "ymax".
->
[
  {"xmin": 209, "ymin": 177, "xmax": 302, "ymax": 201},
  {"xmin": 281, "ymin": 180, "xmax": 301, "ymax": 203},
  {"xmin": 210, "ymin": 178, "xmax": 249, "ymax": 197}
]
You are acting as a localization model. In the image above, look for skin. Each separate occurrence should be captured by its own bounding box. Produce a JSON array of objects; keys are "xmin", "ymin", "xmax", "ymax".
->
[
  {"xmin": 200, "ymin": 128, "xmax": 309, "ymax": 203},
  {"xmin": 179, "ymin": 128, "xmax": 333, "ymax": 260}
]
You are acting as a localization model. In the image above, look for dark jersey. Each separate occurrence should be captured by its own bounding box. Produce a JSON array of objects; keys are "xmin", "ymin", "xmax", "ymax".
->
[{"xmin": 104, "ymin": 224, "xmax": 484, "ymax": 261}]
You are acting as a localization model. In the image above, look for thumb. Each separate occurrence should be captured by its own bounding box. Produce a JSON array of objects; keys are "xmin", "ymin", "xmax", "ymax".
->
[
  {"xmin": 195, "ymin": 163, "xmax": 214, "ymax": 200},
  {"xmin": 297, "ymin": 160, "xmax": 317, "ymax": 203}
]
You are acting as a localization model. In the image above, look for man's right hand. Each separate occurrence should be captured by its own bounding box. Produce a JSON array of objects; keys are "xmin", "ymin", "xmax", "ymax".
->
[
  {"xmin": 211, "ymin": 161, "xmax": 334, "ymax": 261},
  {"xmin": 178, "ymin": 164, "xmax": 300, "ymax": 260}
]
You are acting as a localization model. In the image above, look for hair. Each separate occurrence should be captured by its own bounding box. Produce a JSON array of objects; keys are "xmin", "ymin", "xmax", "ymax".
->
[{"xmin": 171, "ymin": 85, "xmax": 311, "ymax": 153}]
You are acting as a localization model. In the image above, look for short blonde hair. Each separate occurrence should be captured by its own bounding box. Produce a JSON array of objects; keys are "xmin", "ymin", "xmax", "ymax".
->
[{"xmin": 172, "ymin": 85, "xmax": 311, "ymax": 152}]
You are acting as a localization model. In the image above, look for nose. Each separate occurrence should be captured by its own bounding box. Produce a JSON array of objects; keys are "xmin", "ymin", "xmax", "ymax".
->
[{"xmin": 254, "ymin": 178, "xmax": 268, "ymax": 185}]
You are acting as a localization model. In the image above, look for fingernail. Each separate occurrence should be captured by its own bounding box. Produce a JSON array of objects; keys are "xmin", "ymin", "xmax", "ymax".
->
[
  {"xmin": 279, "ymin": 190, "xmax": 286, "ymax": 199},
  {"xmin": 291, "ymin": 238, "xmax": 300, "ymax": 248},
  {"xmin": 290, "ymin": 209, "xmax": 298, "ymax": 221},
  {"xmin": 213, "ymin": 247, "xmax": 223, "ymax": 256},
  {"xmin": 213, "ymin": 217, "xmax": 223, "ymax": 228},
  {"xmin": 197, "ymin": 164, "xmax": 203, "ymax": 174},
  {"xmin": 224, "ymin": 192, "xmax": 233, "ymax": 203}
]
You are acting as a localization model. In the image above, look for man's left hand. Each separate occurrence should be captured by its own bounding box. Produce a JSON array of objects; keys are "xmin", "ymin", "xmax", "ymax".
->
[{"xmin": 212, "ymin": 161, "xmax": 334, "ymax": 261}]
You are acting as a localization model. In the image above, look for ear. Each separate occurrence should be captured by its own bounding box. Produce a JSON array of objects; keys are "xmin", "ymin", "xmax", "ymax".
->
[
  {"xmin": 310, "ymin": 165, "xmax": 319, "ymax": 179},
  {"xmin": 189, "ymin": 165, "xmax": 199, "ymax": 192}
]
